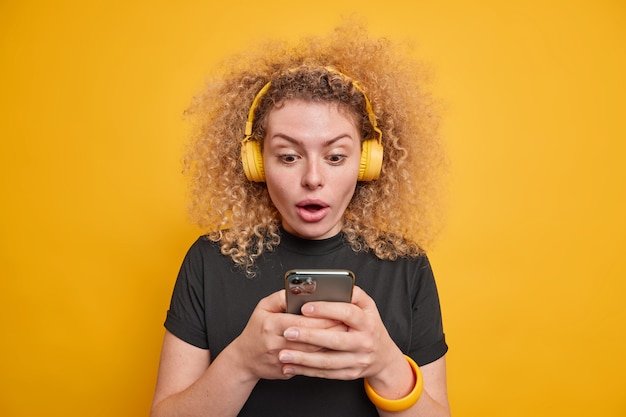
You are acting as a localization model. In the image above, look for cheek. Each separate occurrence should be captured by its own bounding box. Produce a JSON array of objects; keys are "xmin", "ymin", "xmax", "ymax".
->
[
  {"xmin": 343, "ymin": 185, "xmax": 357, "ymax": 204},
  {"xmin": 333, "ymin": 166, "xmax": 360, "ymax": 191},
  {"xmin": 265, "ymin": 171, "xmax": 286, "ymax": 190},
  {"xmin": 265, "ymin": 175, "xmax": 288, "ymax": 205},
  {"xmin": 333, "ymin": 176, "xmax": 358, "ymax": 203}
]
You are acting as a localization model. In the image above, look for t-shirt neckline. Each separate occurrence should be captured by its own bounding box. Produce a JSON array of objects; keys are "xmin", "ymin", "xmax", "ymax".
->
[{"xmin": 279, "ymin": 228, "xmax": 345, "ymax": 256}]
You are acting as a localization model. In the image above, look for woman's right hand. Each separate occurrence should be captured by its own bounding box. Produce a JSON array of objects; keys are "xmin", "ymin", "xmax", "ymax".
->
[
  {"xmin": 227, "ymin": 289, "xmax": 347, "ymax": 382},
  {"xmin": 151, "ymin": 290, "xmax": 349, "ymax": 417}
]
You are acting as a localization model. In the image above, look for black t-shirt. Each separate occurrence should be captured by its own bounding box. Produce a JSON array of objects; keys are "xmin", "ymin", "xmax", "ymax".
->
[{"xmin": 165, "ymin": 230, "xmax": 447, "ymax": 417}]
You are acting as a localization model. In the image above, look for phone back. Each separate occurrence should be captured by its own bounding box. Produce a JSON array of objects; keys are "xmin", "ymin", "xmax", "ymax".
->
[{"xmin": 284, "ymin": 269, "xmax": 355, "ymax": 314}]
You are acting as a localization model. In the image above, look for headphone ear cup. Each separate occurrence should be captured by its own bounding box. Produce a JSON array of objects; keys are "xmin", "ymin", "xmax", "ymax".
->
[
  {"xmin": 241, "ymin": 140, "xmax": 266, "ymax": 182},
  {"xmin": 358, "ymin": 138, "xmax": 384, "ymax": 181}
]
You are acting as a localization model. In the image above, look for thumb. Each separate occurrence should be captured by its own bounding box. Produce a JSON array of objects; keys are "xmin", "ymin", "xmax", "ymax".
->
[
  {"xmin": 258, "ymin": 289, "xmax": 287, "ymax": 313},
  {"xmin": 350, "ymin": 286, "xmax": 376, "ymax": 310}
]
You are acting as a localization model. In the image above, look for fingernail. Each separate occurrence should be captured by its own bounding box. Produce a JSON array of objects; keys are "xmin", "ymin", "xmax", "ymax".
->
[
  {"xmin": 279, "ymin": 352, "xmax": 294, "ymax": 362},
  {"xmin": 283, "ymin": 328, "xmax": 299, "ymax": 340},
  {"xmin": 302, "ymin": 304, "xmax": 314, "ymax": 314},
  {"xmin": 283, "ymin": 366, "xmax": 295, "ymax": 376}
]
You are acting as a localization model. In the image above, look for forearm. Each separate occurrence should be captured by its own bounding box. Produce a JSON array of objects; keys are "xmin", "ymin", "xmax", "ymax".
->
[
  {"xmin": 377, "ymin": 391, "xmax": 451, "ymax": 417},
  {"xmin": 151, "ymin": 345, "xmax": 258, "ymax": 417}
]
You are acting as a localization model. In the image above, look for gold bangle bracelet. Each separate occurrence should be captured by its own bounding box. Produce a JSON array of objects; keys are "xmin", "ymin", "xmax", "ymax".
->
[{"xmin": 364, "ymin": 355, "xmax": 424, "ymax": 412}]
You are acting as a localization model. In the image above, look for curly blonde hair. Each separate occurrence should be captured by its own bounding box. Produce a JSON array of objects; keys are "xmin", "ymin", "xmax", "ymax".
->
[{"xmin": 184, "ymin": 23, "xmax": 446, "ymax": 275}]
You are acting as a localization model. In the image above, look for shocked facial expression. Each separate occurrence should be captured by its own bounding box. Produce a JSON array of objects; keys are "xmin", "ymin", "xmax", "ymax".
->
[{"xmin": 263, "ymin": 99, "xmax": 361, "ymax": 240}]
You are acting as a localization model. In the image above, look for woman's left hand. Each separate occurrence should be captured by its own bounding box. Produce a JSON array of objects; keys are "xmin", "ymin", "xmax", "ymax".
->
[
  {"xmin": 277, "ymin": 285, "xmax": 404, "ymax": 381},
  {"xmin": 278, "ymin": 286, "xmax": 451, "ymax": 416}
]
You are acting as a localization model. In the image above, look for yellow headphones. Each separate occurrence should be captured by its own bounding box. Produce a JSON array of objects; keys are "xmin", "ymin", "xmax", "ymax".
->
[{"xmin": 240, "ymin": 67, "xmax": 384, "ymax": 182}]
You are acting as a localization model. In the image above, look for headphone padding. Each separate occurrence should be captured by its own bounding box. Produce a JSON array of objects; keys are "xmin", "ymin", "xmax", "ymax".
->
[
  {"xmin": 358, "ymin": 138, "xmax": 384, "ymax": 181},
  {"xmin": 241, "ymin": 140, "xmax": 265, "ymax": 182}
]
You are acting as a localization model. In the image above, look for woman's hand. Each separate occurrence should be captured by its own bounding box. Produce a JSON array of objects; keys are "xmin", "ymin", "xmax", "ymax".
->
[
  {"xmin": 226, "ymin": 289, "xmax": 349, "ymax": 383},
  {"xmin": 151, "ymin": 290, "xmax": 352, "ymax": 417},
  {"xmin": 275, "ymin": 286, "xmax": 403, "ymax": 380}
]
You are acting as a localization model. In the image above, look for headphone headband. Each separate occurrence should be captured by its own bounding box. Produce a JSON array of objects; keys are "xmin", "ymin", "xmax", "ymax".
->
[{"xmin": 244, "ymin": 81, "xmax": 272, "ymax": 137}]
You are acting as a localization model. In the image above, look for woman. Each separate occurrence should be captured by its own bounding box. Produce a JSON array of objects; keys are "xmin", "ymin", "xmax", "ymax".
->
[{"xmin": 151, "ymin": 24, "xmax": 450, "ymax": 417}]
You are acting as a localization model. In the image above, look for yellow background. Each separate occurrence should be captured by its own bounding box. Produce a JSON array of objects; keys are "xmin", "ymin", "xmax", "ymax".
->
[{"xmin": 1, "ymin": 1, "xmax": 624, "ymax": 416}]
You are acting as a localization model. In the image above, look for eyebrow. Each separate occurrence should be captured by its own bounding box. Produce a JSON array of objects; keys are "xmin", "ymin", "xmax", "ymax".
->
[{"xmin": 270, "ymin": 133, "xmax": 355, "ymax": 147}]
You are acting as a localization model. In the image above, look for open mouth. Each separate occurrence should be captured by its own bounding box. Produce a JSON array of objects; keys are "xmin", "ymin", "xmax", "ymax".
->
[
  {"xmin": 296, "ymin": 201, "xmax": 330, "ymax": 222},
  {"xmin": 301, "ymin": 204, "xmax": 325, "ymax": 212}
]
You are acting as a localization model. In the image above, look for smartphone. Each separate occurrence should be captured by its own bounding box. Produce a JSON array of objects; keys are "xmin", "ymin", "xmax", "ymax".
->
[{"xmin": 284, "ymin": 269, "xmax": 355, "ymax": 314}]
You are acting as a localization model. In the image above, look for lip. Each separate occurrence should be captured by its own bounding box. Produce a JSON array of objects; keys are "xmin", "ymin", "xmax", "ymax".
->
[{"xmin": 295, "ymin": 199, "xmax": 330, "ymax": 222}]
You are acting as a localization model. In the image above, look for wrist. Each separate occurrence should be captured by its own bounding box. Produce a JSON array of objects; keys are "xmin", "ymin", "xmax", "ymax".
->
[
  {"xmin": 220, "ymin": 338, "xmax": 260, "ymax": 385},
  {"xmin": 365, "ymin": 351, "xmax": 411, "ymax": 395},
  {"xmin": 364, "ymin": 355, "xmax": 423, "ymax": 412}
]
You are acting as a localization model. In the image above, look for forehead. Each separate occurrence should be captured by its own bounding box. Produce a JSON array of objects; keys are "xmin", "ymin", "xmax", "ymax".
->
[{"xmin": 266, "ymin": 99, "xmax": 359, "ymax": 130}]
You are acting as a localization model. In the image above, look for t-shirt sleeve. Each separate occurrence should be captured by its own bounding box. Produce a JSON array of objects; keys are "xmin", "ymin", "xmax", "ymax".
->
[
  {"xmin": 409, "ymin": 256, "xmax": 448, "ymax": 366},
  {"xmin": 164, "ymin": 238, "xmax": 210, "ymax": 349}
]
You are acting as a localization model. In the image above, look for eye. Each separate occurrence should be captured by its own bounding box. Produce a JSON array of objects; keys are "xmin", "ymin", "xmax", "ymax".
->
[
  {"xmin": 279, "ymin": 154, "xmax": 299, "ymax": 164},
  {"xmin": 327, "ymin": 154, "xmax": 347, "ymax": 164}
]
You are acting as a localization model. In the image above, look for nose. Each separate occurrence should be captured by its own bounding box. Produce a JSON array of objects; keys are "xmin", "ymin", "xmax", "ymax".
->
[{"xmin": 301, "ymin": 159, "xmax": 324, "ymax": 189}]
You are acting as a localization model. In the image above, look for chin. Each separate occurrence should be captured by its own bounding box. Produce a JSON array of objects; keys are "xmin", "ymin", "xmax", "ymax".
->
[{"xmin": 287, "ymin": 223, "xmax": 341, "ymax": 240}]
